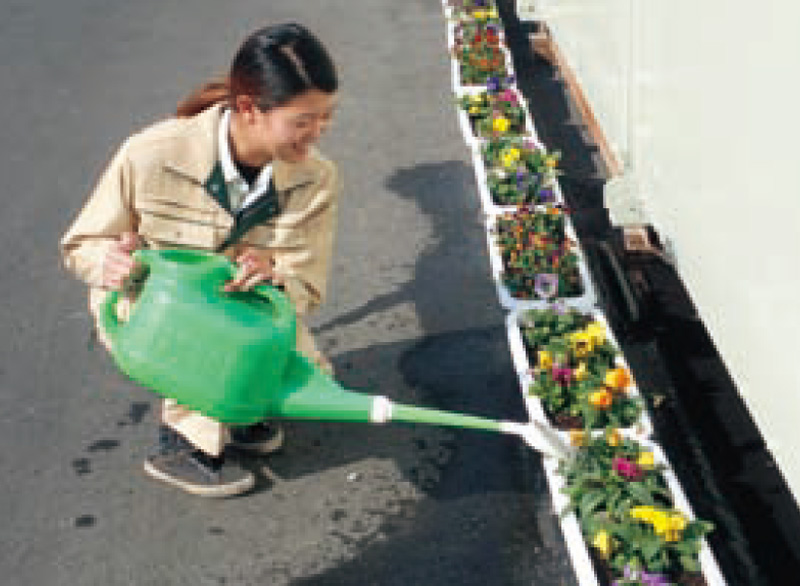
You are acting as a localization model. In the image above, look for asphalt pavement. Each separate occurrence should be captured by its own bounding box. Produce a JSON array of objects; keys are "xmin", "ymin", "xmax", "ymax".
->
[{"xmin": 0, "ymin": 1, "xmax": 577, "ymax": 584}]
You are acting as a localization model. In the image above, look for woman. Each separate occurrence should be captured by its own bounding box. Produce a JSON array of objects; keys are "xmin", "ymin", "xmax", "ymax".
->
[{"xmin": 60, "ymin": 23, "xmax": 340, "ymax": 498}]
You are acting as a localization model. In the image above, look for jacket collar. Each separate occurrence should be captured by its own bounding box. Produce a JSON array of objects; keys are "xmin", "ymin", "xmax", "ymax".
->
[{"xmin": 162, "ymin": 104, "xmax": 319, "ymax": 195}]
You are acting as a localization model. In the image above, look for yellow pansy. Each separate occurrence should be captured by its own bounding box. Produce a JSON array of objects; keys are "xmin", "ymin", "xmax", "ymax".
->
[
  {"xmin": 470, "ymin": 93, "xmax": 485, "ymax": 104},
  {"xmin": 573, "ymin": 362, "xmax": 589, "ymax": 382},
  {"xmin": 630, "ymin": 506, "xmax": 656, "ymax": 522},
  {"xmin": 487, "ymin": 9, "xmax": 499, "ymax": 19},
  {"xmin": 500, "ymin": 147, "xmax": 521, "ymax": 169},
  {"xmin": 585, "ymin": 321, "xmax": 606, "ymax": 347},
  {"xmin": 569, "ymin": 331, "xmax": 595, "ymax": 358},
  {"xmin": 637, "ymin": 451, "xmax": 655, "ymax": 470},
  {"xmin": 492, "ymin": 116, "xmax": 511, "ymax": 133},
  {"xmin": 545, "ymin": 155, "xmax": 558, "ymax": 169},
  {"xmin": 472, "ymin": 9, "xmax": 488, "ymax": 19},
  {"xmin": 592, "ymin": 531, "xmax": 613, "ymax": 558},
  {"xmin": 606, "ymin": 428, "xmax": 622, "ymax": 447},
  {"xmin": 537, "ymin": 350, "xmax": 553, "ymax": 369},
  {"xmin": 469, "ymin": 105, "xmax": 481, "ymax": 115}
]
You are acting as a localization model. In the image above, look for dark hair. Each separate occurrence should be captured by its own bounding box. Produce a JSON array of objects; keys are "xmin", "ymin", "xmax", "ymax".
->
[{"xmin": 176, "ymin": 23, "xmax": 338, "ymax": 117}]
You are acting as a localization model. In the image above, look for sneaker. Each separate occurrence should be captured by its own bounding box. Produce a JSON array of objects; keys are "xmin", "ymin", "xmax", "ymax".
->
[
  {"xmin": 230, "ymin": 421, "xmax": 285, "ymax": 454},
  {"xmin": 143, "ymin": 426, "xmax": 254, "ymax": 497}
]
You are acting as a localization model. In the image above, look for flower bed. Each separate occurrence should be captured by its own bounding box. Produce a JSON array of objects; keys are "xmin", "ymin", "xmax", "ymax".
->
[
  {"xmin": 485, "ymin": 208, "xmax": 596, "ymax": 310},
  {"xmin": 543, "ymin": 437, "xmax": 725, "ymax": 586},
  {"xmin": 451, "ymin": 37, "xmax": 515, "ymax": 93},
  {"xmin": 471, "ymin": 136, "xmax": 561, "ymax": 212},
  {"xmin": 455, "ymin": 79, "xmax": 539, "ymax": 147},
  {"xmin": 506, "ymin": 306, "xmax": 652, "ymax": 438},
  {"xmin": 444, "ymin": 0, "xmax": 501, "ymax": 23}
]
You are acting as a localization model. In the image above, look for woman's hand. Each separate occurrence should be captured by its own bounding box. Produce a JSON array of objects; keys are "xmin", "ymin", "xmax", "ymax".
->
[
  {"xmin": 101, "ymin": 232, "xmax": 141, "ymax": 291},
  {"xmin": 224, "ymin": 248, "xmax": 283, "ymax": 292}
]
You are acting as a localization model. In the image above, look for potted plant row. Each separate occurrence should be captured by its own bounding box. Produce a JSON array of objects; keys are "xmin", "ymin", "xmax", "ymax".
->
[
  {"xmin": 542, "ymin": 435, "xmax": 725, "ymax": 586},
  {"xmin": 485, "ymin": 207, "xmax": 596, "ymax": 311},
  {"xmin": 506, "ymin": 306, "xmax": 653, "ymax": 440},
  {"xmin": 447, "ymin": 16, "xmax": 506, "ymax": 51},
  {"xmin": 471, "ymin": 135, "xmax": 561, "ymax": 213}
]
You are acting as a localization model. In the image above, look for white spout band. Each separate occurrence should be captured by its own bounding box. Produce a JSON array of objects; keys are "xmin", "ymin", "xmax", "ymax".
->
[{"xmin": 370, "ymin": 396, "xmax": 394, "ymax": 424}]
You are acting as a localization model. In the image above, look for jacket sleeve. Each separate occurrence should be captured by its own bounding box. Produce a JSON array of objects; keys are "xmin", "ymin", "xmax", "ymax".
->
[
  {"xmin": 274, "ymin": 162, "xmax": 340, "ymax": 317},
  {"xmin": 60, "ymin": 140, "xmax": 137, "ymax": 288}
]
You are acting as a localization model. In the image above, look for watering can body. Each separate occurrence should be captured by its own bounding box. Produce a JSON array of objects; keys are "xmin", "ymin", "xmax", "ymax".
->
[{"xmin": 99, "ymin": 249, "xmax": 373, "ymax": 425}]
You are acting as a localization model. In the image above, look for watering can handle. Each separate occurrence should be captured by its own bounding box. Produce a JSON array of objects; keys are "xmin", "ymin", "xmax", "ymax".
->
[
  {"xmin": 98, "ymin": 290, "xmax": 123, "ymax": 345},
  {"xmin": 97, "ymin": 249, "xmax": 154, "ymax": 346}
]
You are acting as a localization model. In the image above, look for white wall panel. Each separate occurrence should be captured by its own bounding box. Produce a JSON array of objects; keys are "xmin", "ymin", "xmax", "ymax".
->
[{"xmin": 543, "ymin": 0, "xmax": 800, "ymax": 500}]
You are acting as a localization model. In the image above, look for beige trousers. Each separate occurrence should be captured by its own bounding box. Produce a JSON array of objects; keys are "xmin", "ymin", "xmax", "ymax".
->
[{"xmin": 92, "ymin": 289, "xmax": 332, "ymax": 456}]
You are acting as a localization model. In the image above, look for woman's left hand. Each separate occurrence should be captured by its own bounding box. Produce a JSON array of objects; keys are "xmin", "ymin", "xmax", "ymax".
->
[{"xmin": 224, "ymin": 248, "xmax": 283, "ymax": 292}]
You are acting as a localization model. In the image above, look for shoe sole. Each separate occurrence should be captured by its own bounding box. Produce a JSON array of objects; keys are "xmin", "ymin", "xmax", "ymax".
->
[
  {"xmin": 230, "ymin": 427, "xmax": 285, "ymax": 454},
  {"xmin": 143, "ymin": 459, "xmax": 255, "ymax": 498}
]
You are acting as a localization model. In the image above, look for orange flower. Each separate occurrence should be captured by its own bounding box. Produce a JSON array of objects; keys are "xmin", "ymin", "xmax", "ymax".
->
[
  {"xmin": 570, "ymin": 430, "xmax": 586, "ymax": 447},
  {"xmin": 605, "ymin": 368, "xmax": 631, "ymax": 392},
  {"xmin": 589, "ymin": 390, "xmax": 613, "ymax": 409},
  {"xmin": 606, "ymin": 428, "xmax": 622, "ymax": 447}
]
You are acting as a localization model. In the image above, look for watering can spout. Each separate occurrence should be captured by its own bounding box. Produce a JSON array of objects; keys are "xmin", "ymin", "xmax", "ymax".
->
[{"xmin": 271, "ymin": 352, "xmax": 573, "ymax": 460}]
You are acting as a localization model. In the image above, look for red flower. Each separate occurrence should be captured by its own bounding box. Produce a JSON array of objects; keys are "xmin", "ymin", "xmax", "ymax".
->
[{"xmin": 612, "ymin": 457, "xmax": 644, "ymax": 481}]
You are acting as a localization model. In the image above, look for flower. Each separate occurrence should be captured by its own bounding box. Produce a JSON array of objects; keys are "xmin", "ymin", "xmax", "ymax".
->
[
  {"xmin": 630, "ymin": 506, "xmax": 656, "ymax": 522},
  {"xmin": 469, "ymin": 93, "xmax": 484, "ymax": 105},
  {"xmin": 469, "ymin": 105, "xmax": 481, "ymax": 115},
  {"xmin": 539, "ymin": 187, "xmax": 554, "ymax": 203},
  {"xmin": 534, "ymin": 273, "xmax": 559, "ymax": 299},
  {"xmin": 552, "ymin": 365, "xmax": 573, "ymax": 386},
  {"xmin": 545, "ymin": 155, "xmax": 558, "ymax": 169},
  {"xmin": 606, "ymin": 428, "xmax": 622, "ymax": 447},
  {"xmin": 605, "ymin": 367, "xmax": 631, "ymax": 392},
  {"xmin": 537, "ymin": 350, "xmax": 553, "ymax": 369},
  {"xmin": 613, "ymin": 565, "xmax": 671, "ymax": 586},
  {"xmin": 592, "ymin": 531, "xmax": 613, "ymax": 558},
  {"xmin": 500, "ymin": 147, "xmax": 521, "ymax": 168},
  {"xmin": 472, "ymin": 9, "xmax": 488, "ymax": 19},
  {"xmin": 569, "ymin": 430, "xmax": 586, "ymax": 446},
  {"xmin": 585, "ymin": 321, "xmax": 606, "ymax": 346},
  {"xmin": 637, "ymin": 451, "xmax": 655, "ymax": 470},
  {"xmin": 492, "ymin": 116, "xmax": 511, "ymax": 133},
  {"xmin": 569, "ymin": 331, "xmax": 594, "ymax": 357},
  {"xmin": 590, "ymin": 389, "xmax": 614, "ymax": 410},
  {"xmin": 486, "ymin": 76, "xmax": 501, "ymax": 92},
  {"xmin": 499, "ymin": 89, "xmax": 518, "ymax": 104},
  {"xmin": 573, "ymin": 362, "xmax": 589, "ymax": 382},
  {"xmin": 613, "ymin": 456, "xmax": 643, "ymax": 480}
]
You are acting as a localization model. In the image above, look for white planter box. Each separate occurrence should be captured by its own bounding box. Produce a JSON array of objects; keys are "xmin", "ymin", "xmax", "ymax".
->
[
  {"xmin": 455, "ymin": 90, "xmax": 539, "ymax": 148},
  {"xmin": 484, "ymin": 211, "xmax": 597, "ymax": 311},
  {"xmin": 543, "ymin": 440, "xmax": 727, "ymax": 586},
  {"xmin": 506, "ymin": 307, "xmax": 653, "ymax": 440},
  {"xmin": 445, "ymin": 18, "xmax": 507, "ymax": 52},
  {"xmin": 450, "ymin": 44, "xmax": 516, "ymax": 95},
  {"xmin": 469, "ymin": 139, "xmax": 560, "ymax": 213}
]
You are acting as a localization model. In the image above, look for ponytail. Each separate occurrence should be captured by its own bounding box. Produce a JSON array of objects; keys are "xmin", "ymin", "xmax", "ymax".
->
[
  {"xmin": 176, "ymin": 24, "xmax": 337, "ymax": 119},
  {"xmin": 176, "ymin": 77, "xmax": 231, "ymax": 118}
]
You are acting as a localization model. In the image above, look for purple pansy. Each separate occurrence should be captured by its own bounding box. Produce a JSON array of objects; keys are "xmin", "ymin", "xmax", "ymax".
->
[
  {"xmin": 613, "ymin": 565, "xmax": 671, "ymax": 586},
  {"xmin": 551, "ymin": 364, "xmax": 573, "ymax": 386},
  {"xmin": 539, "ymin": 187, "xmax": 554, "ymax": 203},
  {"xmin": 534, "ymin": 273, "xmax": 559, "ymax": 299},
  {"xmin": 613, "ymin": 457, "xmax": 644, "ymax": 481},
  {"xmin": 487, "ymin": 76, "xmax": 501, "ymax": 93}
]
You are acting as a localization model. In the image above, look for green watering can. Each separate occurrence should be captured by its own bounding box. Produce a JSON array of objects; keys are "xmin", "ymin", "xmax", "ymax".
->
[{"xmin": 100, "ymin": 249, "xmax": 570, "ymax": 458}]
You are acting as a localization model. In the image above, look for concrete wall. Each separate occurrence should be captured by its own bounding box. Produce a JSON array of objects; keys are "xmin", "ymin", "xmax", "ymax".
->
[{"xmin": 538, "ymin": 0, "xmax": 800, "ymax": 500}]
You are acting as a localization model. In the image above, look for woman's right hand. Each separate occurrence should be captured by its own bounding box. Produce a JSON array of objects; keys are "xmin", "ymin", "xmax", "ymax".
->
[{"xmin": 101, "ymin": 232, "xmax": 141, "ymax": 290}]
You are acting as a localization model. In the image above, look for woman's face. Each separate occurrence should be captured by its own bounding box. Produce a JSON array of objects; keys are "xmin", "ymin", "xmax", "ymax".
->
[{"xmin": 238, "ymin": 89, "xmax": 337, "ymax": 165}]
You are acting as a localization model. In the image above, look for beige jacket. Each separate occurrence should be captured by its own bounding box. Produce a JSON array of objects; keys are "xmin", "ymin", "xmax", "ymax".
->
[{"xmin": 60, "ymin": 104, "xmax": 339, "ymax": 365}]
